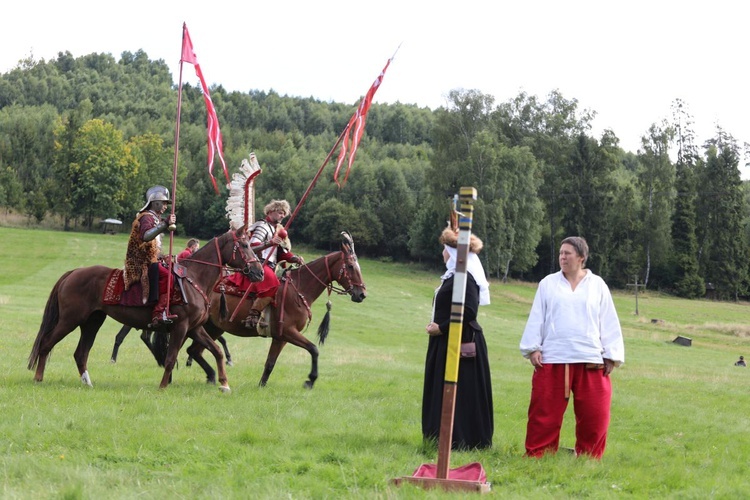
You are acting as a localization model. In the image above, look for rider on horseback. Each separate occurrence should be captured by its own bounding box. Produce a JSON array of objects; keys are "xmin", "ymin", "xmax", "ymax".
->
[
  {"xmin": 242, "ymin": 199, "xmax": 304, "ymax": 329},
  {"xmin": 124, "ymin": 185, "xmax": 178, "ymax": 328}
]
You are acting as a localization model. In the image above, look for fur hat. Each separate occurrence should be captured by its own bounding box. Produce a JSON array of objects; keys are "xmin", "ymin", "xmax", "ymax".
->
[
  {"xmin": 263, "ymin": 199, "xmax": 291, "ymax": 216},
  {"xmin": 439, "ymin": 227, "xmax": 483, "ymax": 254}
]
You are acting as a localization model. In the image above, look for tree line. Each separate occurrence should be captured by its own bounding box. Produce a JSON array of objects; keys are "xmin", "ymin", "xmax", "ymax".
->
[{"xmin": 1, "ymin": 50, "xmax": 748, "ymax": 299}]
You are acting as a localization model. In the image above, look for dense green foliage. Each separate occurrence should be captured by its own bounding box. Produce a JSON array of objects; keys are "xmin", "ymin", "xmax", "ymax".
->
[
  {"xmin": 2, "ymin": 51, "xmax": 749, "ymax": 295},
  {"xmin": 1, "ymin": 228, "xmax": 749, "ymax": 498}
]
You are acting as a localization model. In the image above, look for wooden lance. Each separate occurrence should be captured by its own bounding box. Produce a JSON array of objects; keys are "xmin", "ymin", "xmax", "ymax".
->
[{"xmin": 163, "ymin": 26, "xmax": 190, "ymax": 320}]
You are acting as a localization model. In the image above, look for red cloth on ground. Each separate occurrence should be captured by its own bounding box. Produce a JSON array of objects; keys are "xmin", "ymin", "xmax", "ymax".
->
[
  {"xmin": 412, "ymin": 462, "xmax": 487, "ymax": 482},
  {"xmin": 524, "ymin": 363, "xmax": 611, "ymax": 459}
]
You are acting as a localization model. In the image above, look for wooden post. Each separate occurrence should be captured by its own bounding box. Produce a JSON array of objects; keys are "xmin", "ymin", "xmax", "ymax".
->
[{"xmin": 626, "ymin": 276, "xmax": 644, "ymax": 315}]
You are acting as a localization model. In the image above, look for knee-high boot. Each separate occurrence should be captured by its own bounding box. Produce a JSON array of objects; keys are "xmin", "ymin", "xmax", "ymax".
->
[
  {"xmin": 242, "ymin": 296, "xmax": 274, "ymax": 329},
  {"xmin": 149, "ymin": 292, "xmax": 178, "ymax": 328},
  {"xmin": 147, "ymin": 262, "xmax": 160, "ymax": 304}
]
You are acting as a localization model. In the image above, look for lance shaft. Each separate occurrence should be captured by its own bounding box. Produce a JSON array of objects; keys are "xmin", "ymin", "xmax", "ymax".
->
[
  {"xmin": 165, "ymin": 54, "xmax": 187, "ymax": 318},
  {"xmin": 285, "ymin": 123, "xmax": 350, "ymax": 231}
]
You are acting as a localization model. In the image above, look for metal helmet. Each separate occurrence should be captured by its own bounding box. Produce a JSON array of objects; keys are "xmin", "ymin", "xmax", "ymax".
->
[{"xmin": 140, "ymin": 185, "xmax": 171, "ymax": 212}]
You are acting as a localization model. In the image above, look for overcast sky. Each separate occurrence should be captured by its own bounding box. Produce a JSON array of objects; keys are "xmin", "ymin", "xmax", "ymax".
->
[{"xmin": 3, "ymin": 1, "xmax": 748, "ymax": 176}]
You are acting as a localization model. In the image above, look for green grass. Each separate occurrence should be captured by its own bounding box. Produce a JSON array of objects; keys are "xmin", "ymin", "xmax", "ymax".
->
[{"xmin": 1, "ymin": 226, "xmax": 749, "ymax": 498}]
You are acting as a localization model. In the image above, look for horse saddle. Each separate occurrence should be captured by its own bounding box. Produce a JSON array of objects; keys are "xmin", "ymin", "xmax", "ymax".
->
[
  {"xmin": 215, "ymin": 274, "xmax": 258, "ymax": 298},
  {"xmin": 103, "ymin": 268, "xmax": 185, "ymax": 307}
]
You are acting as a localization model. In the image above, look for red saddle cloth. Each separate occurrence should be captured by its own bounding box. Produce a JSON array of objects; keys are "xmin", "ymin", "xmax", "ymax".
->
[
  {"xmin": 103, "ymin": 269, "xmax": 182, "ymax": 307},
  {"xmin": 215, "ymin": 273, "xmax": 256, "ymax": 298}
]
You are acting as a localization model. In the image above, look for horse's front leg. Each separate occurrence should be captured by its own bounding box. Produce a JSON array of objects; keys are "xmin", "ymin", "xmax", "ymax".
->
[
  {"xmin": 190, "ymin": 327, "xmax": 229, "ymax": 393},
  {"xmin": 185, "ymin": 340, "xmax": 216, "ymax": 384},
  {"xmin": 217, "ymin": 335, "xmax": 233, "ymax": 366},
  {"xmin": 281, "ymin": 328, "xmax": 320, "ymax": 389},
  {"xmin": 110, "ymin": 324, "xmax": 132, "ymax": 363},
  {"xmin": 159, "ymin": 324, "xmax": 187, "ymax": 389}
]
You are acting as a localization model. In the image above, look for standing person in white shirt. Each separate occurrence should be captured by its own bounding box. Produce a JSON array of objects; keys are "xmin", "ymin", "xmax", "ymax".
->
[{"xmin": 519, "ymin": 236, "xmax": 625, "ymax": 459}]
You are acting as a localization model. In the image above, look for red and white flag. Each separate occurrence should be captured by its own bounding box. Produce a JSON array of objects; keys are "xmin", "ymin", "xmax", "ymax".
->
[
  {"xmin": 181, "ymin": 23, "xmax": 229, "ymax": 194},
  {"xmin": 333, "ymin": 56, "xmax": 393, "ymax": 188}
]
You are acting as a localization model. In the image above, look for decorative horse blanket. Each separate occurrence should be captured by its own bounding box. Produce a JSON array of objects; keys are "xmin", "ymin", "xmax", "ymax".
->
[
  {"xmin": 215, "ymin": 272, "xmax": 258, "ymax": 298},
  {"xmin": 103, "ymin": 269, "xmax": 183, "ymax": 307}
]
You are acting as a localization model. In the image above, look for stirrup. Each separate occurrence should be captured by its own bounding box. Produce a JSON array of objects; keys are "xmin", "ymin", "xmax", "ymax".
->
[
  {"xmin": 257, "ymin": 316, "xmax": 269, "ymax": 328},
  {"xmin": 243, "ymin": 312, "xmax": 260, "ymax": 329},
  {"xmin": 149, "ymin": 311, "xmax": 177, "ymax": 329}
]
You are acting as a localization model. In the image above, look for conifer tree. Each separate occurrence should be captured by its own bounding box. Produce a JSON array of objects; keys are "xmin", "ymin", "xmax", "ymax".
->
[
  {"xmin": 670, "ymin": 99, "xmax": 704, "ymax": 298},
  {"xmin": 698, "ymin": 128, "xmax": 747, "ymax": 300}
]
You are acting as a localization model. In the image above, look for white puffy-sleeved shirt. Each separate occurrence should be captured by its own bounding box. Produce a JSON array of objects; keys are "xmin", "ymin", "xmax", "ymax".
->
[{"xmin": 519, "ymin": 270, "xmax": 625, "ymax": 366}]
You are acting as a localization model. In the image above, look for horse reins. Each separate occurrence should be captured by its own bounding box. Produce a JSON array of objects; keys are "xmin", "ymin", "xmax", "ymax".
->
[
  {"xmin": 168, "ymin": 231, "xmax": 258, "ymax": 321},
  {"xmin": 177, "ymin": 232, "xmax": 257, "ymax": 275},
  {"xmin": 276, "ymin": 250, "xmax": 366, "ymax": 330},
  {"xmin": 302, "ymin": 250, "xmax": 365, "ymax": 296}
]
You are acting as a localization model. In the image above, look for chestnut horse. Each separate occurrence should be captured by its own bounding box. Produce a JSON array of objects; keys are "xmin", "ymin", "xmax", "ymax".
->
[
  {"xmin": 186, "ymin": 231, "xmax": 367, "ymax": 389},
  {"xmin": 28, "ymin": 226, "xmax": 264, "ymax": 391}
]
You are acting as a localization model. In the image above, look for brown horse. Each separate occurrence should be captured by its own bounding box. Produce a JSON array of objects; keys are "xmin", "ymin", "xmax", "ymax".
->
[
  {"xmin": 109, "ymin": 324, "xmax": 235, "ymax": 368},
  {"xmin": 187, "ymin": 231, "xmax": 367, "ymax": 389},
  {"xmin": 27, "ymin": 226, "xmax": 264, "ymax": 391}
]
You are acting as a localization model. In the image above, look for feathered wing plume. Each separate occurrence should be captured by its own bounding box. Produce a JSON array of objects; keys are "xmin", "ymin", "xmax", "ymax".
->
[{"xmin": 226, "ymin": 153, "xmax": 262, "ymax": 230}]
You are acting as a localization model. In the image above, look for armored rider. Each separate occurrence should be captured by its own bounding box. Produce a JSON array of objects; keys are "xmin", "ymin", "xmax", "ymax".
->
[
  {"xmin": 124, "ymin": 185, "xmax": 178, "ymax": 328},
  {"xmin": 243, "ymin": 199, "xmax": 304, "ymax": 329}
]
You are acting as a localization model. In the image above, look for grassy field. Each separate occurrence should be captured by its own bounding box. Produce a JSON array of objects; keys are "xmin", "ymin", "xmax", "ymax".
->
[{"xmin": 1, "ymin": 226, "xmax": 749, "ymax": 498}]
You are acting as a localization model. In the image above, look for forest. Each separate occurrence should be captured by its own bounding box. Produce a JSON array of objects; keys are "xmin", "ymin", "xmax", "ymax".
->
[{"xmin": 1, "ymin": 49, "xmax": 749, "ymax": 299}]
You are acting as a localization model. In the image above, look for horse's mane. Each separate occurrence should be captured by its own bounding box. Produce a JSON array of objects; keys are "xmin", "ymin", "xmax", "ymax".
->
[{"xmin": 284, "ymin": 249, "xmax": 339, "ymax": 279}]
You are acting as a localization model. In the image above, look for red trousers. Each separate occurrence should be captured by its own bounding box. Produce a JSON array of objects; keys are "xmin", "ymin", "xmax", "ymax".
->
[{"xmin": 525, "ymin": 363, "xmax": 612, "ymax": 459}]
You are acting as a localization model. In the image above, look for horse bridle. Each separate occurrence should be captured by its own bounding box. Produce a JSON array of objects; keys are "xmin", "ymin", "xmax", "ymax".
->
[
  {"xmin": 277, "ymin": 247, "xmax": 366, "ymax": 330},
  {"xmin": 303, "ymin": 247, "xmax": 366, "ymax": 296},
  {"xmin": 180, "ymin": 231, "xmax": 259, "ymax": 275},
  {"xmin": 227, "ymin": 230, "xmax": 260, "ymax": 275}
]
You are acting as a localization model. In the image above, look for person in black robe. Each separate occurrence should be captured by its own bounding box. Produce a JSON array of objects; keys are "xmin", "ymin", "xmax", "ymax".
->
[{"xmin": 422, "ymin": 229, "xmax": 493, "ymax": 450}]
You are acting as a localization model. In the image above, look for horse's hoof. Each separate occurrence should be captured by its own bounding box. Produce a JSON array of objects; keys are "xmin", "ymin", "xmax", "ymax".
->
[
  {"xmin": 110, "ymin": 358, "xmax": 116, "ymax": 364},
  {"xmin": 303, "ymin": 380, "xmax": 314, "ymax": 390},
  {"xmin": 226, "ymin": 359, "xmax": 233, "ymax": 367},
  {"xmin": 206, "ymin": 378, "xmax": 216, "ymax": 385},
  {"xmin": 219, "ymin": 385, "xmax": 231, "ymax": 394},
  {"xmin": 81, "ymin": 371, "xmax": 93, "ymax": 387}
]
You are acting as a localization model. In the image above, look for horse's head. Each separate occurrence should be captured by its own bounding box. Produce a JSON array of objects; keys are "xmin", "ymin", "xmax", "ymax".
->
[
  {"xmin": 336, "ymin": 231, "xmax": 366, "ymax": 302},
  {"xmin": 224, "ymin": 225, "xmax": 264, "ymax": 282}
]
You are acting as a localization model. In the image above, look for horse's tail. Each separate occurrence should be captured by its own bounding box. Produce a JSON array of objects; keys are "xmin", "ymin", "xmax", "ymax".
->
[
  {"xmin": 316, "ymin": 300, "xmax": 332, "ymax": 346},
  {"xmin": 28, "ymin": 271, "xmax": 74, "ymax": 370}
]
